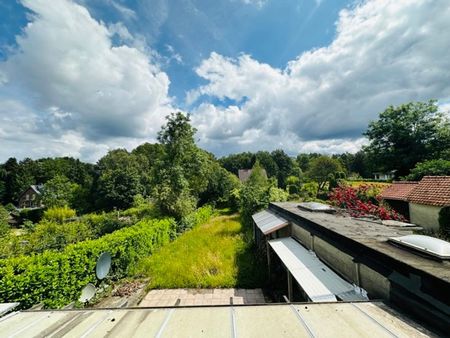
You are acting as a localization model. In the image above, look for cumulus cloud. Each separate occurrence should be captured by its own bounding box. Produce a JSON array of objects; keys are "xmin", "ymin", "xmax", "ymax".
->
[
  {"xmin": 0, "ymin": 0, "xmax": 173, "ymax": 161},
  {"xmin": 191, "ymin": 0, "xmax": 450, "ymax": 155}
]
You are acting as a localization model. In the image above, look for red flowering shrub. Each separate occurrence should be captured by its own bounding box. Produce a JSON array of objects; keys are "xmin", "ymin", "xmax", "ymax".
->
[{"xmin": 329, "ymin": 184, "xmax": 405, "ymax": 221}]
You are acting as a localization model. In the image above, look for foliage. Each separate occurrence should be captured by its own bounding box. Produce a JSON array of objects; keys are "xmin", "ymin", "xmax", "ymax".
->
[
  {"xmin": 269, "ymin": 187, "xmax": 289, "ymax": 202},
  {"xmin": 329, "ymin": 185, "xmax": 405, "ymax": 221},
  {"xmin": 135, "ymin": 214, "xmax": 266, "ymax": 289},
  {"xmin": 439, "ymin": 207, "xmax": 450, "ymax": 235},
  {"xmin": 307, "ymin": 156, "xmax": 343, "ymax": 192},
  {"xmin": 0, "ymin": 205, "xmax": 10, "ymax": 238},
  {"xmin": 42, "ymin": 175, "xmax": 80, "ymax": 208},
  {"xmin": 179, "ymin": 205, "xmax": 215, "ymax": 232},
  {"xmin": 80, "ymin": 212, "xmax": 129, "ymax": 237},
  {"xmin": 239, "ymin": 161, "xmax": 272, "ymax": 226},
  {"xmin": 43, "ymin": 206, "xmax": 76, "ymax": 223},
  {"xmin": 18, "ymin": 207, "xmax": 44, "ymax": 224},
  {"xmin": 404, "ymin": 159, "xmax": 450, "ymax": 181},
  {"xmin": 153, "ymin": 112, "xmax": 212, "ymax": 219},
  {"xmin": 96, "ymin": 149, "xmax": 144, "ymax": 210},
  {"xmin": 0, "ymin": 218, "xmax": 176, "ymax": 309},
  {"xmin": 364, "ymin": 100, "xmax": 450, "ymax": 176},
  {"xmin": 299, "ymin": 182, "xmax": 319, "ymax": 199},
  {"xmin": 28, "ymin": 220, "xmax": 93, "ymax": 253},
  {"xmin": 200, "ymin": 165, "xmax": 241, "ymax": 207}
]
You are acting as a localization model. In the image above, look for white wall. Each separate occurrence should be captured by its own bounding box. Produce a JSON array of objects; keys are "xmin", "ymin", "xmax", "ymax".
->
[{"xmin": 409, "ymin": 203, "xmax": 442, "ymax": 231}]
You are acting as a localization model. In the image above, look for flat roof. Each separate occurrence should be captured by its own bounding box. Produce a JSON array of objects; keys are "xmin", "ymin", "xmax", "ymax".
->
[
  {"xmin": 270, "ymin": 202, "xmax": 450, "ymax": 283},
  {"xmin": 269, "ymin": 237, "xmax": 367, "ymax": 302},
  {"xmin": 0, "ymin": 303, "xmax": 434, "ymax": 337},
  {"xmin": 252, "ymin": 210, "xmax": 288, "ymax": 235}
]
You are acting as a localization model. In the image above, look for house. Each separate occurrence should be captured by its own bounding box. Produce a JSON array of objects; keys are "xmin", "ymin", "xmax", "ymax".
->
[
  {"xmin": 379, "ymin": 181, "xmax": 418, "ymax": 219},
  {"xmin": 407, "ymin": 176, "xmax": 450, "ymax": 230},
  {"xmin": 373, "ymin": 170, "xmax": 395, "ymax": 181},
  {"xmin": 238, "ymin": 168, "xmax": 267, "ymax": 183},
  {"xmin": 18, "ymin": 185, "xmax": 44, "ymax": 209}
]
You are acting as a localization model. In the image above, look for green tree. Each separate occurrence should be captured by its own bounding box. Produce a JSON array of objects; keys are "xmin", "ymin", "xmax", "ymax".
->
[
  {"xmin": 404, "ymin": 159, "xmax": 450, "ymax": 181},
  {"xmin": 95, "ymin": 149, "xmax": 145, "ymax": 210},
  {"xmin": 307, "ymin": 156, "xmax": 343, "ymax": 193},
  {"xmin": 364, "ymin": 100, "xmax": 450, "ymax": 176},
  {"xmin": 153, "ymin": 112, "xmax": 212, "ymax": 219},
  {"xmin": 42, "ymin": 175, "xmax": 80, "ymax": 208},
  {"xmin": 0, "ymin": 205, "xmax": 10, "ymax": 238},
  {"xmin": 271, "ymin": 149, "xmax": 294, "ymax": 188},
  {"xmin": 239, "ymin": 161, "xmax": 272, "ymax": 226}
]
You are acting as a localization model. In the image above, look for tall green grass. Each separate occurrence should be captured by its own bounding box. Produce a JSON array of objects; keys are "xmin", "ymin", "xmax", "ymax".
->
[{"xmin": 135, "ymin": 213, "xmax": 266, "ymax": 289}]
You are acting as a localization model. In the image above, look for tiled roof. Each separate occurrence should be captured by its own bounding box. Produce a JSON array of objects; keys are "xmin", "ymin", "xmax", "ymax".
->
[
  {"xmin": 380, "ymin": 181, "xmax": 418, "ymax": 201},
  {"xmin": 408, "ymin": 176, "xmax": 450, "ymax": 207}
]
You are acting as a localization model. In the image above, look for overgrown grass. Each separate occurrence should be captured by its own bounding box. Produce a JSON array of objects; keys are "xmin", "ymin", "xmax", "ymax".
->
[{"xmin": 134, "ymin": 213, "xmax": 266, "ymax": 289}]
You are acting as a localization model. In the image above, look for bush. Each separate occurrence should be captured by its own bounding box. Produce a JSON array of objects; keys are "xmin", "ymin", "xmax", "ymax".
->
[
  {"xmin": 0, "ymin": 218, "xmax": 176, "ymax": 309},
  {"xmin": 179, "ymin": 205, "xmax": 214, "ymax": 232},
  {"xmin": 28, "ymin": 220, "xmax": 94, "ymax": 253},
  {"xmin": 81, "ymin": 212, "xmax": 129, "ymax": 236},
  {"xmin": 439, "ymin": 207, "xmax": 450, "ymax": 235},
  {"xmin": 43, "ymin": 206, "xmax": 76, "ymax": 224},
  {"xmin": 19, "ymin": 208, "xmax": 44, "ymax": 224}
]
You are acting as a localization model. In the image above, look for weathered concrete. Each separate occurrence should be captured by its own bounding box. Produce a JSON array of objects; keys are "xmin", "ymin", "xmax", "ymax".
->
[{"xmin": 269, "ymin": 202, "xmax": 450, "ymax": 333}]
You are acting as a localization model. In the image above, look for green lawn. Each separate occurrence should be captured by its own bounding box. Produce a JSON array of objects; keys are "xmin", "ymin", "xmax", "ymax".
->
[{"xmin": 134, "ymin": 213, "xmax": 266, "ymax": 289}]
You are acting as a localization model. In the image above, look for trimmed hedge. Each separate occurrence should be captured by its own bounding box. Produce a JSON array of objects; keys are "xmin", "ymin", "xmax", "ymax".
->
[
  {"xmin": 0, "ymin": 218, "xmax": 176, "ymax": 309},
  {"xmin": 179, "ymin": 205, "xmax": 214, "ymax": 232}
]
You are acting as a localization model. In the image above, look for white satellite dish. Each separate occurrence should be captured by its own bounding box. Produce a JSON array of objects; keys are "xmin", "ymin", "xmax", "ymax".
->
[
  {"xmin": 96, "ymin": 252, "xmax": 111, "ymax": 280},
  {"xmin": 79, "ymin": 283, "xmax": 96, "ymax": 302}
]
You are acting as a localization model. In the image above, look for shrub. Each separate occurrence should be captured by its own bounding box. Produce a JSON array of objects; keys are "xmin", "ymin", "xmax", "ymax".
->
[
  {"xmin": 179, "ymin": 205, "xmax": 214, "ymax": 232},
  {"xmin": 329, "ymin": 185, "xmax": 405, "ymax": 221},
  {"xmin": 28, "ymin": 220, "xmax": 94, "ymax": 253},
  {"xmin": 439, "ymin": 207, "xmax": 450, "ymax": 235},
  {"xmin": 81, "ymin": 212, "xmax": 129, "ymax": 236},
  {"xmin": 299, "ymin": 182, "xmax": 319, "ymax": 199},
  {"xmin": 43, "ymin": 206, "xmax": 76, "ymax": 224},
  {"xmin": 19, "ymin": 208, "xmax": 44, "ymax": 224},
  {"xmin": 0, "ymin": 218, "xmax": 176, "ymax": 309},
  {"xmin": 269, "ymin": 187, "xmax": 289, "ymax": 202}
]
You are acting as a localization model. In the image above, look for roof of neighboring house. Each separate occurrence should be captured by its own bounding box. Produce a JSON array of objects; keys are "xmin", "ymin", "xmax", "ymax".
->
[
  {"xmin": 380, "ymin": 181, "xmax": 419, "ymax": 201},
  {"xmin": 408, "ymin": 176, "xmax": 450, "ymax": 207},
  {"xmin": 30, "ymin": 185, "xmax": 43, "ymax": 195}
]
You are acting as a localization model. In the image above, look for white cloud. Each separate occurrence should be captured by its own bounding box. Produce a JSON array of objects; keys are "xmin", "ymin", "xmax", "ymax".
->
[
  {"xmin": 0, "ymin": 0, "xmax": 173, "ymax": 161},
  {"xmin": 191, "ymin": 0, "xmax": 450, "ymax": 155}
]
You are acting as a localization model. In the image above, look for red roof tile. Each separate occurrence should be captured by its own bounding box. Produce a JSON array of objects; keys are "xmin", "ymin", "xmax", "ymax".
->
[
  {"xmin": 408, "ymin": 176, "xmax": 450, "ymax": 207},
  {"xmin": 380, "ymin": 181, "xmax": 419, "ymax": 201}
]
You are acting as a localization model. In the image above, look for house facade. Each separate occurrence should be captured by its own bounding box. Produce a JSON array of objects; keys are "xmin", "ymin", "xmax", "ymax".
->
[
  {"xmin": 18, "ymin": 185, "xmax": 44, "ymax": 209},
  {"xmin": 407, "ymin": 176, "xmax": 450, "ymax": 230}
]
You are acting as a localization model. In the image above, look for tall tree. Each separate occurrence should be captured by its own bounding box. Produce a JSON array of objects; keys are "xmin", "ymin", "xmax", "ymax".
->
[
  {"xmin": 307, "ymin": 156, "xmax": 343, "ymax": 193},
  {"xmin": 153, "ymin": 112, "xmax": 212, "ymax": 219},
  {"xmin": 364, "ymin": 100, "xmax": 450, "ymax": 176}
]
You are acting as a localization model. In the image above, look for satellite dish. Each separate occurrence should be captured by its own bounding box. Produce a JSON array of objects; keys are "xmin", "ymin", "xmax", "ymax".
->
[
  {"xmin": 79, "ymin": 283, "xmax": 96, "ymax": 302},
  {"xmin": 96, "ymin": 252, "xmax": 111, "ymax": 280}
]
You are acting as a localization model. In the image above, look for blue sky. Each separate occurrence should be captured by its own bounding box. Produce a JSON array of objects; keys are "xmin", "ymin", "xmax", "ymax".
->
[{"xmin": 0, "ymin": 0, "xmax": 449, "ymax": 162}]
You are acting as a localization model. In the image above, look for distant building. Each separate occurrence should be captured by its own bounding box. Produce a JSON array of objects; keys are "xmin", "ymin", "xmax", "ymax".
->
[
  {"xmin": 380, "ymin": 181, "xmax": 419, "ymax": 219},
  {"xmin": 238, "ymin": 169, "xmax": 267, "ymax": 183},
  {"xmin": 18, "ymin": 185, "xmax": 44, "ymax": 209},
  {"xmin": 407, "ymin": 176, "xmax": 450, "ymax": 230},
  {"xmin": 373, "ymin": 170, "xmax": 395, "ymax": 181}
]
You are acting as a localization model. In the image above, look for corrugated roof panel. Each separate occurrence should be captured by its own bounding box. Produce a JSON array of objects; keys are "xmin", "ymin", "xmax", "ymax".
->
[
  {"xmin": 252, "ymin": 210, "xmax": 288, "ymax": 235},
  {"xmin": 269, "ymin": 238, "xmax": 367, "ymax": 302}
]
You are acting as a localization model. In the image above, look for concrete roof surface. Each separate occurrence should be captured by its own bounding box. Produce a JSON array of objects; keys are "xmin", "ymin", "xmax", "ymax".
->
[
  {"xmin": 0, "ymin": 302, "xmax": 435, "ymax": 337},
  {"xmin": 270, "ymin": 202, "xmax": 450, "ymax": 283}
]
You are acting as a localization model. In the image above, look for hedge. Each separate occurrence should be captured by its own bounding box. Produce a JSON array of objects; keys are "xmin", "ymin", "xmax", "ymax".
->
[
  {"xmin": 0, "ymin": 218, "xmax": 176, "ymax": 309},
  {"xmin": 179, "ymin": 205, "xmax": 214, "ymax": 232}
]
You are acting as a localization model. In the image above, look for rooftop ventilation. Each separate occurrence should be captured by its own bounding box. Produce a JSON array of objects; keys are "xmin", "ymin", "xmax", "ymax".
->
[
  {"xmin": 298, "ymin": 202, "xmax": 335, "ymax": 213},
  {"xmin": 388, "ymin": 235, "xmax": 450, "ymax": 260}
]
